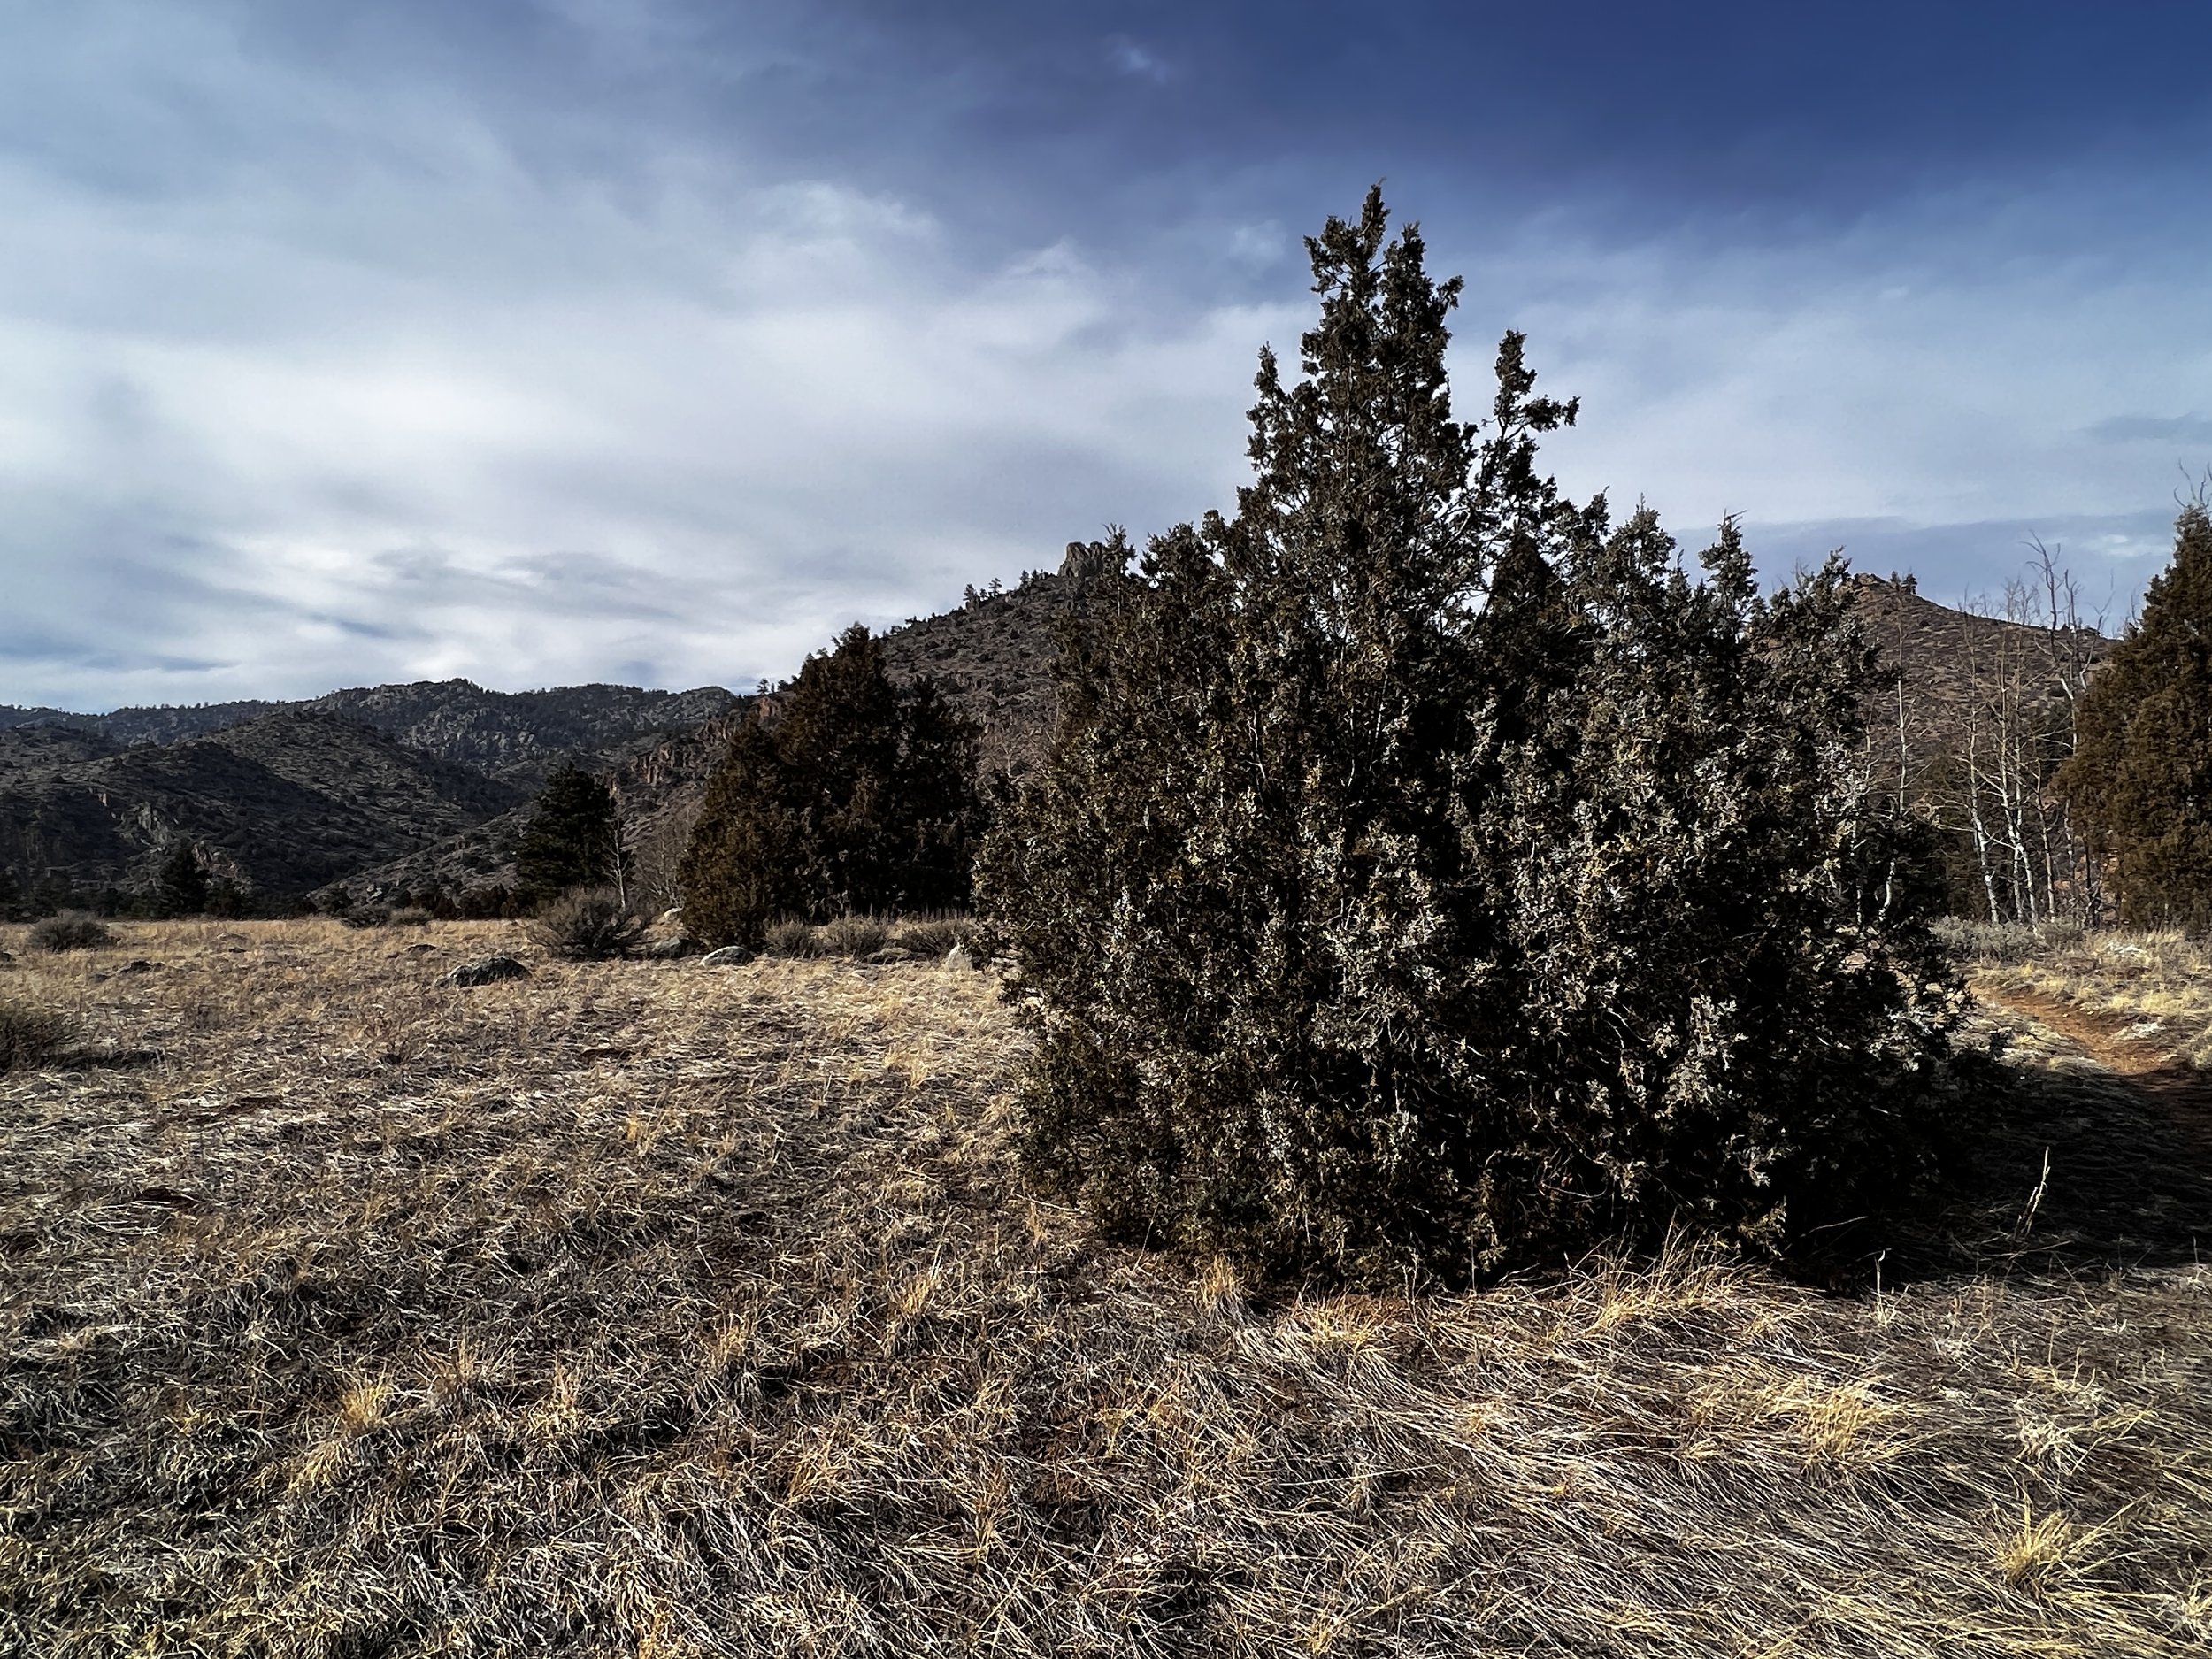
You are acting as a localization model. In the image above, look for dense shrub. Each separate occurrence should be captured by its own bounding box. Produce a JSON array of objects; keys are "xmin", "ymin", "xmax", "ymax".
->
[
  {"xmin": 680, "ymin": 627, "xmax": 982, "ymax": 948},
  {"xmin": 0, "ymin": 999, "xmax": 73, "ymax": 1071},
  {"xmin": 2057, "ymin": 502, "xmax": 2212, "ymax": 931},
  {"xmin": 29, "ymin": 913, "xmax": 114, "ymax": 953},
  {"xmin": 526, "ymin": 887, "xmax": 646, "ymax": 960},
  {"xmin": 981, "ymin": 190, "xmax": 1966, "ymax": 1282}
]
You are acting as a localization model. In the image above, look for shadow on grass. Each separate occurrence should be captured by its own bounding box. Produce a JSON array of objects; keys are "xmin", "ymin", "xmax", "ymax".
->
[{"xmin": 1856, "ymin": 1056, "xmax": 2212, "ymax": 1287}]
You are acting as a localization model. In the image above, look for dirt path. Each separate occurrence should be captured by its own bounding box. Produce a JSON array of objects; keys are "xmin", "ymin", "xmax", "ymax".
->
[{"xmin": 1974, "ymin": 979, "xmax": 2212, "ymax": 1160}]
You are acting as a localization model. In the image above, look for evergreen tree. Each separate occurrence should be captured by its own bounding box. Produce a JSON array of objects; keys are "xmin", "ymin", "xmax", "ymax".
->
[
  {"xmin": 980, "ymin": 189, "xmax": 1963, "ymax": 1280},
  {"xmin": 2056, "ymin": 503, "xmax": 2212, "ymax": 930},
  {"xmin": 152, "ymin": 840, "xmax": 210, "ymax": 918},
  {"xmin": 680, "ymin": 626, "xmax": 982, "ymax": 947},
  {"xmin": 514, "ymin": 763, "xmax": 623, "ymax": 902}
]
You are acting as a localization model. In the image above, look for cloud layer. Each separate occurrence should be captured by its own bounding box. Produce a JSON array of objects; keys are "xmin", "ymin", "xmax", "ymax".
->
[{"xmin": 3, "ymin": 3, "xmax": 2208, "ymax": 708}]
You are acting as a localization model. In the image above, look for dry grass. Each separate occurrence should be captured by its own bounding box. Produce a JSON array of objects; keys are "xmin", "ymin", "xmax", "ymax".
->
[
  {"xmin": 3, "ymin": 919, "xmax": 2208, "ymax": 1656},
  {"xmin": 1966, "ymin": 926, "xmax": 2212, "ymax": 1069}
]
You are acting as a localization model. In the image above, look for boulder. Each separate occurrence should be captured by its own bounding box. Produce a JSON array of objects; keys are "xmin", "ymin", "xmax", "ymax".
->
[
  {"xmin": 439, "ymin": 954, "xmax": 531, "ymax": 987},
  {"xmin": 639, "ymin": 935, "xmax": 693, "ymax": 960}
]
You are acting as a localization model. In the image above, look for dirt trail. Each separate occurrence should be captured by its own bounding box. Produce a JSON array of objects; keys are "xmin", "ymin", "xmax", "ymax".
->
[{"xmin": 1976, "ymin": 979, "xmax": 2212, "ymax": 1160}]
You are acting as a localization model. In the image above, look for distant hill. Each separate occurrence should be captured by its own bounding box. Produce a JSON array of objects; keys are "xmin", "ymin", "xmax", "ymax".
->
[
  {"xmin": 0, "ymin": 680, "xmax": 741, "ymax": 784},
  {"xmin": 0, "ymin": 709, "xmax": 528, "ymax": 902},
  {"xmin": 8, "ymin": 551, "xmax": 2085, "ymax": 916}
]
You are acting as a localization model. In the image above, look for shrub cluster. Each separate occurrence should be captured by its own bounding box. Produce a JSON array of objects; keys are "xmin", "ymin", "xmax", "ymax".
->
[
  {"xmin": 526, "ymin": 887, "xmax": 645, "ymax": 960},
  {"xmin": 982, "ymin": 190, "xmax": 1967, "ymax": 1282},
  {"xmin": 29, "ymin": 913, "xmax": 115, "ymax": 953},
  {"xmin": 680, "ymin": 626, "xmax": 982, "ymax": 949}
]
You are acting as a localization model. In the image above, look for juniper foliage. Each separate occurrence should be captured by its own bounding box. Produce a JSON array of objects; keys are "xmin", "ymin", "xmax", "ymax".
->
[
  {"xmin": 981, "ymin": 189, "xmax": 1963, "ymax": 1280},
  {"xmin": 2057, "ymin": 503, "xmax": 2212, "ymax": 931},
  {"xmin": 680, "ymin": 626, "xmax": 981, "ymax": 948}
]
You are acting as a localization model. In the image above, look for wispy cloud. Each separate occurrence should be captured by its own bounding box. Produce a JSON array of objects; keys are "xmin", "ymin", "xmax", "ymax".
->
[{"xmin": 1, "ymin": 2, "xmax": 2208, "ymax": 708}]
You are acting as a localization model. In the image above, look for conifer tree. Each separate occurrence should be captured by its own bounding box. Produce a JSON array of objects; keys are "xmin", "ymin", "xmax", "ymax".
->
[
  {"xmin": 152, "ymin": 840, "xmax": 210, "ymax": 918},
  {"xmin": 514, "ymin": 763, "xmax": 624, "ymax": 903},
  {"xmin": 680, "ymin": 626, "xmax": 982, "ymax": 947},
  {"xmin": 2057, "ymin": 502, "xmax": 2212, "ymax": 930},
  {"xmin": 981, "ymin": 189, "xmax": 1963, "ymax": 1279}
]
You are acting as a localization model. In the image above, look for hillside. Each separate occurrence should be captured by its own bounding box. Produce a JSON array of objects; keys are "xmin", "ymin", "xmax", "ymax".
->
[
  {"xmin": 326, "ymin": 549, "xmax": 1117, "ymax": 909},
  {"xmin": 0, "ymin": 709, "xmax": 527, "ymax": 902},
  {"xmin": 0, "ymin": 680, "xmax": 741, "ymax": 784}
]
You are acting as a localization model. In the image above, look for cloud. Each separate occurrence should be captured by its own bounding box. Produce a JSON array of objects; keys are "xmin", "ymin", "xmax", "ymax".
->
[
  {"xmin": 2087, "ymin": 413, "xmax": 2212, "ymax": 447},
  {"xmin": 2, "ymin": 2, "xmax": 2208, "ymax": 710},
  {"xmin": 1107, "ymin": 36, "xmax": 1174, "ymax": 85}
]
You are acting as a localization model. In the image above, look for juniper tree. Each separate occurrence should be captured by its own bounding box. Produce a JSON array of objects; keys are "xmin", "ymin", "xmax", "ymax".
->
[
  {"xmin": 514, "ymin": 763, "xmax": 624, "ymax": 903},
  {"xmin": 152, "ymin": 840, "xmax": 210, "ymax": 918},
  {"xmin": 680, "ymin": 626, "xmax": 982, "ymax": 947},
  {"xmin": 2057, "ymin": 501, "xmax": 2212, "ymax": 930},
  {"xmin": 980, "ymin": 188, "xmax": 1963, "ymax": 1280}
]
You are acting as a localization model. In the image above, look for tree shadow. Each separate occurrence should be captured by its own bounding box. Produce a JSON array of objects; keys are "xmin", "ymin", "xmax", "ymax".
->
[{"xmin": 1857, "ymin": 1056, "xmax": 2211, "ymax": 1286}]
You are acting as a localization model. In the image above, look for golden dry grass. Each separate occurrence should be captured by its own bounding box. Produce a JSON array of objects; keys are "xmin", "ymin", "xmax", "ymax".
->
[
  {"xmin": 1970, "ymin": 927, "xmax": 2212, "ymax": 1069},
  {"xmin": 2, "ymin": 919, "xmax": 2208, "ymax": 1656}
]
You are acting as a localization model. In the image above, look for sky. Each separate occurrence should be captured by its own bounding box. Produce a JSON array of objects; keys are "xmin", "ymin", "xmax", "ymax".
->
[{"xmin": 3, "ymin": 2, "xmax": 2209, "ymax": 709}]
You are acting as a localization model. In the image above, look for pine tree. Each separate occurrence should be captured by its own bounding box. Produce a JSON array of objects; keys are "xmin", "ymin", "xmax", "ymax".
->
[
  {"xmin": 514, "ymin": 763, "xmax": 623, "ymax": 903},
  {"xmin": 680, "ymin": 626, "xmax": 982, "ymax": 948},
  {"xmin": 2056, "ymin": 503, "xmax": 2212, "ymax": 930},
  {"xmin": 980, "ymin": 189, "xmax": 1963, "ymax": 1280},
  {"xmin": 152, "ymin": 840, "xmax": 210, "ymax": 918}
]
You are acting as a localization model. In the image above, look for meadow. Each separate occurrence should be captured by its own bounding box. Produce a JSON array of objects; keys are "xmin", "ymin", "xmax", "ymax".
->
[{"xmin": 2, "ymin": 919, "xmax": 2208, "ymax": 1656}]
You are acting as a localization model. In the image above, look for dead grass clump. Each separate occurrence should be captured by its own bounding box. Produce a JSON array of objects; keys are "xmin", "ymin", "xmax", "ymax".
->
[
  {"xmin": 889, "ymin": 915, "xmax": 971, "ymax": 958},
  {"xmin": 762, "ymin": 917, "xmax": 821, "ymax": 957},
  {"xmin": 526, "ymin": 887, "xmax": 644, "ymax": 959},
  {"xmin": 2, "ymin": 919, "xmax": 2208, "ymax": 1656},
  {"xmin": 28, "ymin": 912, "xmax": 114, "ymax": 952},
  {"xmin": 0, "ymin": 997, "xmax": 73, "ymax": 1070},
  {"xmin": 818, "ymin": 912, "xmax": 887, "ymax": 957}
]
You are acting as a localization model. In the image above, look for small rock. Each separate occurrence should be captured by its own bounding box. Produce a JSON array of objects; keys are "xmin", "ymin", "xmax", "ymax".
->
[
  {"xmin": 697, "ymin": 945, "xmax": 751, "ymax": 967},
  {"xmin": 404, "ymin": 941, "xmax": 436, "ymax": 955},
  {"xmin": 638, "ymin": 935, "xmax": 692, "ymax": 960},
  {"xmin": 119, "ymin": 959, "xmax": 160, "ymax": 975},
  {"xmin": 439, "ymin": 954, "xmax": 532, "ymax": 988},
  {"xmin": 943, "ymin": 943, "xmax": 977, "ymax": 972},
  {"xmin": 867, "ymin": 947, "xmax": 917, "ymax": 965}
]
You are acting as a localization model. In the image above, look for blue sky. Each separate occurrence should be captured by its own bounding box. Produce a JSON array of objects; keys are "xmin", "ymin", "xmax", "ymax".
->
[{"xmin": 3, "ymin": 1, "xmax": 2208, "ymax": 707}]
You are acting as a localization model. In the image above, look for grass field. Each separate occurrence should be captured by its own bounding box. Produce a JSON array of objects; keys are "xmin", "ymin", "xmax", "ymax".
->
[{"xmin": 3, "ymin": 919, "xmax": 2208, "ymax": 1656}]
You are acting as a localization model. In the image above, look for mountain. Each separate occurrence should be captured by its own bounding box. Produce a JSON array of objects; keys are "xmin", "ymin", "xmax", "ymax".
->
[
  {"xmin": 0, "ymin": 680, "xmax": 741, "ymax": 784},
  {"xmin": 7, "ymin": 549, "xmax": 2097, "ymax": 916},
  {"xmin": 0, "ymin": 709, "xmax": 528, "ymax": 903}
]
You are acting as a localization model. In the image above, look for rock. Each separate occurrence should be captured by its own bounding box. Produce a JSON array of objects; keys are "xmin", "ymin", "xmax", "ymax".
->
[
  {"xmin": 697, "ymin": 945, "xmax": 751, "ymax": 967},
  {"xmin": 404, "ymin": 941, "xmax": 436, "ymax": 955},
  {"xmin": 943, "ymin": 943, "xmax": 977, "ymax": 972},
  {"xmin": 866, "ymin": 947, "xmax": 917, "ymax": 965},
  {"xmin": 119, "ymin": 958, "xmax": 160, "ymax": 975},
  {"xmin": 656, "ymin": 908, "xmax": 684, "ymax": 928},
  {"xmin": 439, "ymin": 954, "xmax": 531, "ymax": 987},
  {"xmin": 639, "ymin": 935, "xmax": 692, "ymax": 960}
]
